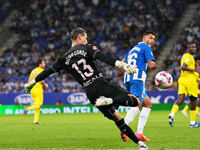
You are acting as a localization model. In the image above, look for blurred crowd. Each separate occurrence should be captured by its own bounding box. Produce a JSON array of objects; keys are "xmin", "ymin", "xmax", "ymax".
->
[
  {"xmin": 162, "ymin": 6, "xmax": 200, "ymax": 90},
  {"xmin": 0, "ymin": 1, "xmax": 12, "ymax": 23},
  {"xmin": 0, "ymin": 0, "xmax": 187, "ymax": 93}
]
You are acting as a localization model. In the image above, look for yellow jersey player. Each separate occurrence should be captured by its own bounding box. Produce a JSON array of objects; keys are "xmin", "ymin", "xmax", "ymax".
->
[
  {"xmin": 24, "ymin": 59, "xmax": 48, "ymax": 124},
  {"xmin": 169, "ymin": 43, "xmax": 200, "ymax": 127},
  {"xmin": 181, "ymin": 60, "xmax": 200, "ymax": 116}
]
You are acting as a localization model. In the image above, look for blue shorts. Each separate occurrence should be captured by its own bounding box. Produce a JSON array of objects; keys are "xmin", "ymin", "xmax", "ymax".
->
[{"xmin": 125, "ymin": 80, "xmax": 148, "ymax": 102}]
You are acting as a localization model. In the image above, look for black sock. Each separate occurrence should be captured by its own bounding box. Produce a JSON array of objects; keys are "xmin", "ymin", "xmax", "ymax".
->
[
  {"xmin": 115, "ymin": 119, "xmax": 139, "ymax": 144},
  {"xmin": 112, "ymin": 95, "xmax": 138, "ymax": 107}
]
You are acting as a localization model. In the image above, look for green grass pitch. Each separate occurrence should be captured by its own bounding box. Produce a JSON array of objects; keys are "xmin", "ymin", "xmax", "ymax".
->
[{"xmin": 0, "ymin": 111, "xmax": 199, "ymax": 150}]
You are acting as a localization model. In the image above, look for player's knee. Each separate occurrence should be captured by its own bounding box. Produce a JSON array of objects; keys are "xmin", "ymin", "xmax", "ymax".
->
[
  {"xmin": 128, "ymin": 94, "xmax": 138, "ymax": 107},
  {"xmin": 189, "ymin": 96, "xmax": 197, "ymax": 101},
  {"xmin": 35, "ymin": 105, "xmax": 40, "ymax": 109},
  {"xmin": 175, "ymin": 100, "xmax": 183, "ymax": 105},
  {"xmin": 143, "ymin": 102, "xmax": 152, "ymax": 109},
  {"xmin": 138, "ymin": 100, "xmax": 142, "ymax": 108},
  {"xmin": 145, "ymin": 103, "xmax": 152, "ymax": 109},
  {"xmin": 143, "ymin": 97, "xmax": 152, "ymax": 108},
  {"xmin": 103, "ymin": 110, "xmax": 117, "ymax": 121}
]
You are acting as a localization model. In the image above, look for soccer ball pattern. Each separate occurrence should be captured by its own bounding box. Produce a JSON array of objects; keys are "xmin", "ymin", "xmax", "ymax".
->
[{"xmin": 154, "ymin": 71, "xmax": 173, "ymax": 89}]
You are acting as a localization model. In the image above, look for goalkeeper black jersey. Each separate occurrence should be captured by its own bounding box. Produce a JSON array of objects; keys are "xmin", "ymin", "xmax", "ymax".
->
[{"xmin": 51, "ymin": 44, "xmax": 117, "ymax": 88}]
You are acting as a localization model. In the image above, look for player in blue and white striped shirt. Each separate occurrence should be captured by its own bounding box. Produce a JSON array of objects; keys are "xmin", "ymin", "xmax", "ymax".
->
[{"xmin": 121, "ymin": 32, "xmax": 157, "ymax": 142}]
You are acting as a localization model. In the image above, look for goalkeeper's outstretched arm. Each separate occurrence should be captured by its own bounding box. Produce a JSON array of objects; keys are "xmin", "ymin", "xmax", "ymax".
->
[
  {"xmin": 35, "ymin": 67, "xmax": 55, "ymax": 82},
  {"xmin": 24, "ymin": 67, "xmax": 55, "ymax": 92},
  {"xmin": 88, "ymin": 48, "xmax": 136, "ymax": 74}
]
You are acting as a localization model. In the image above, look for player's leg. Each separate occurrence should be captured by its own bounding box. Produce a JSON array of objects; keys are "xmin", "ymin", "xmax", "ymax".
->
[
  {"xmin": 196, "ymin": 94, "xmax": 200, "ymax": 116},
  {"xmin": 24, "ymin": 92, "xmax": 40, "ymax": 115},
  {"xmin": 169, "ymin": 81, "xmax": 187, "ymax": 127},
  {"xmin": 27, "ymin": 92, "xmax": 41, "ymax": 111},
  {"xmin": 124, "ymin": 107, "xmax": 140, "ymax": 125},
  {"xmin": 98, "ymin": 106, "xmax": 148, "ymax": 149},
  {"xmin": 136, "ymin": 95, "xmax": 151, "ymax": 142},
  {"xmin": 87, "ymin": 80, "xmax": 147, "ymax": 148},
  {"xmin": 122, "ymin": 106, "xmax": 140, "ymax": 142},
  {"xmin": 187, "ymin": 82, "xmax": 200, "ymax": 127},
  {"xmin": 95, "ymin": 82, "xmax": 141, "ymax": 107},
  {"xmin": 189, "ymin": 96, "xmax": 200, "ymax": 127},
  {"xmin": 181, "ymin": 100, "xmax": 191, "ymax": 117},
  {"xmin": 124, "ymin": 81, "xmax": 141, "ymax": 125},
  {"xmin": 169, "ymin": 93, "xmax": 185, "ymax": 127},
  {"xmin": 33, "ymin": 94, "xmax": 43, "ymax": 124},
  {"xmin": 114, "ymin": 112, "xmax": 147, "ymax": 149},
  {"xmin": 95, "ymin": 93, "xmax": 140, "ymax": 107},
  {"xmin": 90, "ymin": 79, "xmax": 140, "ymax": 107},
  {"xmin": 123, "ymin": 80, "xmax": 150, "ymax": 141}
]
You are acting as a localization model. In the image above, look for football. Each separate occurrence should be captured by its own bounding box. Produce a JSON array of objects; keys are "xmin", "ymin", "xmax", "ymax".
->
[{"xmin": 154, "ymin": 71, "xmax": 173, "ymax": 89}]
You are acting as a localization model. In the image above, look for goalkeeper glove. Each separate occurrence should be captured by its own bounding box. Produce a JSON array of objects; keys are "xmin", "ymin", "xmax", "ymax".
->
[
  {"xmin": 115, "ymin": 60, "xmax": 136, "ymax": 75},
  {"xmin": 24, "ymin": 79, "xmax": 36, "ymax": 93}
]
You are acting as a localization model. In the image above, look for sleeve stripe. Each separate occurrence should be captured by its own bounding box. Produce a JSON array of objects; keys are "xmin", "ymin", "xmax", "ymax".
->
[
  {"xmin": 93, "ymin": 50, "xmax": 100, "ymax": 59},
  {"xmin": 50, "ymin": 66, "xmax": 57, "ymax": 72}
]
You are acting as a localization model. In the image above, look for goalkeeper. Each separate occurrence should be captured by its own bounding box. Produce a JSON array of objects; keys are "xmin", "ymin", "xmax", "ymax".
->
[{"xmin": 25, "ymin": 27, "xmax": 148, "ymax": 150}]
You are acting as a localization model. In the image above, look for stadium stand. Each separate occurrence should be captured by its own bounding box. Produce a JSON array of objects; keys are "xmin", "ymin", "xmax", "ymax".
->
[
  {"xmin": 0, "ymin": 1, "xmax": 12, "ymax": 23},
  {"xmin": 0, "ymin": 0, "xmax": 188, "ymax": 93}
]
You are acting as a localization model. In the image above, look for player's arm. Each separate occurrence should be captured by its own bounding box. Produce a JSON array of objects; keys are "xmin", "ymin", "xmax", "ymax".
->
[
  {"xmin": 28, "ymin": 72, "xmax": 48, "ymax": 88},
  {"xmin": 144, "ymin": 45, "xmax": 157, "ymax": 70},
  {"xmin": 24, "ymin": 67, "xmax": 54, "ymax": 92},
  {"xmin": 28, "ymin": 77, "xmax": 31, "ymax": 82},
  {"xmin": 147, "ymin": 60, "xmax": 157, "ymax": 69},
  {"xmin": 24, "ymin": 57, "xmax": 64, "ymax": 92},
  {"xmin": 40, "ymin": 80, "xmax": 48, "ymax": 88},
  {"xmin": 87, "ymin": 45, "xmax": 136, "ymax": 74},
  {"xmin": 122, "ymin": 58, "xmax": 126, "ymax": 62},
  {"xmin": 180, "ymin": 63, "xmax": 199, "ymax": 73}
]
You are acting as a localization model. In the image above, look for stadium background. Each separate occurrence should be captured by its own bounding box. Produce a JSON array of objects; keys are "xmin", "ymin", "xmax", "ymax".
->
[
  {"xmin": 0, "ymin": 0, "xmax": 199, "ymax": 107},
  {"xmin": 0, "ymin": 0, "xmax": 200, "ymax": 149}
]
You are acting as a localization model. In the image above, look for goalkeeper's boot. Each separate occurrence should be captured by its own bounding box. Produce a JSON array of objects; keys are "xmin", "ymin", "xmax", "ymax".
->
[
  {"xmin": 136, "ymin": 132, "xmax": 150, "ymax": 142},
  {"xmin": 138, "ymin": 141, "xmax": 148, "ymax": 150},
  {"xmin": 95, "ymin": 96, "xmax": 113, "ymax": 107},
  {"xmin": 120, "ymin": 132, "xmax": 127, "ymax": 142},
  {"xmin": 33, "ymin": 121, "xmax": 40, "ymax": 124},
  {"xmin": 168, "ymin": 113, "xmax": 174, "ymax": 127},
  {"xmin": 24, "ymin": 106, "xmax": 28, "ymax": 116},
  {"xmin": 189, "ymin": 122, "xmax": 200, "ymax": 128},
  {"xmin": 181, "ymin": 110, "xmax": 187, "ymax": 117}
]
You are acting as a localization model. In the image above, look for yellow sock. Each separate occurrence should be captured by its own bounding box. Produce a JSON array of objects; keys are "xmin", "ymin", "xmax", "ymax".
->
[
  {"xmin": 190, "ymin": 110, "xmax": 196, "ymax": 122},
  {"xmin": 34, "ymin": 109, "xmax": 40, "ymax": 123},
  {"xmin": 171, "ymin": 104, "xmax": 179, "ymax": 114},
  {"xmin": 183, "ymin": 105, "xmax": 189, "ymax": 111},
  {"xmin": 196, "ymin": 107, "xmax": 199, "ymax": 113}
]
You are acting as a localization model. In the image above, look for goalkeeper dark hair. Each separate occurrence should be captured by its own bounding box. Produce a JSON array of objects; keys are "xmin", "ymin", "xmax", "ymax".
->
[
  {"xmin": 143, "ymin": 31, "xmax": 156, "ymax": 38},
  {"xmin": 70, "ymin": 27, "xmax": 86, "ymax": 41},
  {"xmin": 37, "ymin": 59, "xmax": 44, "ymax": 66}
]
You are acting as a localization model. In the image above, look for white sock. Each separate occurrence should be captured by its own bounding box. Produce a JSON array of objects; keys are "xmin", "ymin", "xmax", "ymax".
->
[
  {"xmin": 137, "ymin": 107, "xmax": 151, "ymax": 134},
  {"xmin": 124, "ymin": 107, "xmax": 140, "ymax": 125}
]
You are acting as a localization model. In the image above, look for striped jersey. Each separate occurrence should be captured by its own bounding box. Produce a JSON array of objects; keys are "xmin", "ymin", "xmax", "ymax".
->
[{"xmin": 124, "ymin": 42, "xmax": 154, "ymax": 82}]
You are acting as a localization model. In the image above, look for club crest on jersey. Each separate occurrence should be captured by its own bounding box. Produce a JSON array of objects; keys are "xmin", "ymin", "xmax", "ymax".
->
[{"xmin": 93, "ymin": 46, "xmax": 98, "ymax": 50}]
